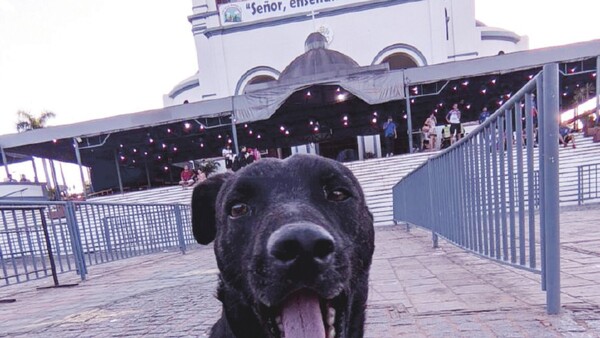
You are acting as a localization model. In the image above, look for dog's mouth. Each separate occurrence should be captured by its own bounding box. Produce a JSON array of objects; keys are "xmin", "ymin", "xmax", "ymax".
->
[{"xmin": 263, "ymin": 289, "xmax": 344, "ymax": 338}]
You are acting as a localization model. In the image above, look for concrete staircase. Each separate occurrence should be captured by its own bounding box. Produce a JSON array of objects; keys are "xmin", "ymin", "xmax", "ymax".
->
[{"xmin": 89, "ymin": 133, "xmax": 600, "ymax": 227}]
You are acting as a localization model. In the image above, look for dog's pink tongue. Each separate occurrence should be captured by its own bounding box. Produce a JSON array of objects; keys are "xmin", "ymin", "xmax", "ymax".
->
[{"xmin": 281, "ymin": 290, "xmax": 325, "ymax": 338}]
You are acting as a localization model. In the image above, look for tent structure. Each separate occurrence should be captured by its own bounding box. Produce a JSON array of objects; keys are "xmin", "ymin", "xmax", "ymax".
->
[{"xmin": 1, "ymin": 37, "xmax": 598, "ymax": 194}]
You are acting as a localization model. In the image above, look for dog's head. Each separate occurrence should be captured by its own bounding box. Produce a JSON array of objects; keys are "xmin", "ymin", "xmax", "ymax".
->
[{"xmin": 191, "ymin": 154, "xmax": 374, "ymax": 338}]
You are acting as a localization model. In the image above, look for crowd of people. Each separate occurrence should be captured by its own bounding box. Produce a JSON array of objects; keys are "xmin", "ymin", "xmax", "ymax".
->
[{"xmin": 178, "ymin": 144, "xmax": 263, "ymax": 188}]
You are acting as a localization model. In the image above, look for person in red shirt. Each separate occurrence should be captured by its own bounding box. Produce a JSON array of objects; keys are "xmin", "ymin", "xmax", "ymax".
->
[{"xmin": 179, "ymin": 165, "xmax": 195, "ymax": 188}]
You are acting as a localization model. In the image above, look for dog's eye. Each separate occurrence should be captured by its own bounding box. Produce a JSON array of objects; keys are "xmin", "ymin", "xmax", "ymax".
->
[
  {"xmin": 230, "ymin": 203, "xmax": 250, "ymax": 218},
  {"xmin": 325, "ymin": 188, "xmax": 351, "ymax": 202}
]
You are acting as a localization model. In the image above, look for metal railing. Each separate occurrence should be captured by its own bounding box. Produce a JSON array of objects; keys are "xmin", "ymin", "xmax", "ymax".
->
[
  {"xmin": 578, "ymin": 163, "xmax": 600, "ymax": 205},
  {"xmin": 0, "ymin": 200, "xmax": 195, "ymax": 287},
  {"xmin": 392, "ymin": 64, "xmax": 561, "ymax": 314}
]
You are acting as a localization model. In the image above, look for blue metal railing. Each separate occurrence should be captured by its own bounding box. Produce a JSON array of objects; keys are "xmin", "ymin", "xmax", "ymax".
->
[
  {"xmin": 393, "ymin": 64, "xmax": 561, "ymax": 314},
  {"xmin": 578, "ymin": 163, "xmax": 600, "ymax": 205},
  {"xmin": 0, "ymin": 201, "xmax": 195, "ymax": 287}
]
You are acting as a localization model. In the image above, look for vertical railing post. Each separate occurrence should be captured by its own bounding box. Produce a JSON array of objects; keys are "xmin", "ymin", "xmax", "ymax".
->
[
  {"xmin": 542, "ymin": 63, "xmax": 561, "ymax": 315},
  {"xmin": 39, "ymin": 209, "xmax": 60, "ymax": 286},
  {"xmin": 537, "ymin": 75, "xmax": 546, "ymax": 291},
  {"xmin": 174, "ymin": 205, "xmax": 186, "ymax": 254},
  {"xmin": 64, "ymin": 201, "xmax": 87, "ymax": 280},
  {"xmin": 427, "ymin": 163, "xmax": 438, "ymax": 248},
  {"xmin": 577, "ymin": 166, "xmax": 583, "ymax": 205}
]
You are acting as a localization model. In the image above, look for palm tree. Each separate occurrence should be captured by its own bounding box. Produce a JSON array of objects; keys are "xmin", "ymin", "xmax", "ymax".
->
[{"xmin": 16, "ymin": 110, "xmax": 56, "ymax": 132}]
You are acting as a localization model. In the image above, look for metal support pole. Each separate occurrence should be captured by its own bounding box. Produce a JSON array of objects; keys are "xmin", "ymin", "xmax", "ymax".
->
[
  {"xmin": 113, "ymin": 150, "xmax": 124, "ymax": 194},
  {"xmin": 41, "ymin": 158, "xmax": 51, "ymax": 188},
  {"xmin": 49, "ymin": 160, "xmax": 62, "ymax": 200},
  {"xmin": 30, "ymin": 157, "xmax": 39, "ymax": 183},
  {"xmin": 542, "ymin": 63, "xmax": 561, "ymax": 315},
  {"xmin": 73, "ymin": 138, "xmax": 87, "ymax": 199},
  {"xmin": 404, "ymin": 85, "xmax": 414, "ymax": 153},
  {"xmin": 231, "ymin": 112, "xmax": 240, "ymax": 155},
  {"xmin": 145, "ymin": 160, "xmax": 151, "ymax": 188},
  {"xmin": 1, "ymin": 146, "xmax": 9, "ymax": 178}
]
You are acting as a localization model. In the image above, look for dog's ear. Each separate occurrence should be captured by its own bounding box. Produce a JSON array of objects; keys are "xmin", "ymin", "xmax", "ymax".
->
[{"xmin": 191, "ymin": 172, "xmax": 232, "ymax": 244}]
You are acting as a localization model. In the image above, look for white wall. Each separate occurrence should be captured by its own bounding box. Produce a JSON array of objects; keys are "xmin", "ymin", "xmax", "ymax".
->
[{"xmin": 167, "ymin": 0, "xmax": 527, "ymax": 104}]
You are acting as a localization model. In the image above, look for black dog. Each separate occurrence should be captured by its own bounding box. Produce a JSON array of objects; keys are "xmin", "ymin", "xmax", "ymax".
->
[{"xmin": 191, "ymin": 154, "xmax": 375, "ymax": 338}]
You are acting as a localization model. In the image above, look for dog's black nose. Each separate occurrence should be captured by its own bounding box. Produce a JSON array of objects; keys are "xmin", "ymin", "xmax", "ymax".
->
[{"xmin": 267, "ymin": 223, "xmax": 335, "ymax": 266}]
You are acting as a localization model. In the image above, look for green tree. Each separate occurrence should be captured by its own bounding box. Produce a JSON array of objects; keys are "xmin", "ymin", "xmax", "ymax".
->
[
  {"xmin": 195, "ymin": 159, "xmax": 221, "ymax": 177},
  {"xmin": 16, "ymin": 110, "xmax": 56, "ymax": 132}
]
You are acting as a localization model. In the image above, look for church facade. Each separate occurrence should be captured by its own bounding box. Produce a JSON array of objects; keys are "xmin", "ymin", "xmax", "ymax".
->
[{"xmin": 164, "ymin": 0, "xmax": 528, "ymax": 106}]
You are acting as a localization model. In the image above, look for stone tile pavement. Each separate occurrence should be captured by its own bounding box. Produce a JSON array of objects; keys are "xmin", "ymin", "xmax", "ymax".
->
[{"xmin": 1, "ymin": 205, "xmax": 599, "ymax": 337}]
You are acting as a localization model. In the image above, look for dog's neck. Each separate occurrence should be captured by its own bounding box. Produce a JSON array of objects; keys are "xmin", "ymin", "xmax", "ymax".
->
[{"xmin": 212, "ymin": 281, "xmax": 265, "ymax": 338}]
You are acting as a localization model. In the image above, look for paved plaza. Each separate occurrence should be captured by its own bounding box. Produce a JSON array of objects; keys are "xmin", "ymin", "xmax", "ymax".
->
[{"xmin": 1, "ymin": 204, "xmax": 600, "ymax": 337}]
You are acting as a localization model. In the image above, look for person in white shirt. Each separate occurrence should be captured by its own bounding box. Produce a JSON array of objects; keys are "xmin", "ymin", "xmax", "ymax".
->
[{"xmin": 445, "ymin": 103, "xmax": 462, "ymax": 144}]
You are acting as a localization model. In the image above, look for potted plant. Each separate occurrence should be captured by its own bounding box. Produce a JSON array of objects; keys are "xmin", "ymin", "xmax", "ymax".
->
[{"xmin": 196, "ymin": 159, "xmax": 221, "ymax": 177}]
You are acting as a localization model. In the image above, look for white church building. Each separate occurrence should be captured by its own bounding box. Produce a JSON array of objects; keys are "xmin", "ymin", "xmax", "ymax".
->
[{"xmin": 164, "ymin": 0, "xmax": 528, "ymax": 106}]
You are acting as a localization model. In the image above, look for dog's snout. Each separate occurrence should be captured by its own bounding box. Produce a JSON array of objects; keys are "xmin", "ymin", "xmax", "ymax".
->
[{"xmin": 267, "ymin": 223, "xmax": 335, "ymax": 265}]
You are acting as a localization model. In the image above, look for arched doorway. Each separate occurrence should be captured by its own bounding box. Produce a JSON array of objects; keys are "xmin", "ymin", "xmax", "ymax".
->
[
  {"xmin": 246, "ymin": 75, "xmax": 276, "ymax": 86},
  {"xmin": 381, "ymin": 53, "xmax": 419, "ymax": 70}
]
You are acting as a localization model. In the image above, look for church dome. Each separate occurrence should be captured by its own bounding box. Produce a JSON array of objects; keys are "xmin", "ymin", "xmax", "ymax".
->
[{"xmin": 279, "ymin": 32, "xmax": 359, "ymax": 82}]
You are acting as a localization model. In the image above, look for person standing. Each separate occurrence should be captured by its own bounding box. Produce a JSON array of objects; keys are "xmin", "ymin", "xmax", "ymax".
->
[
  {"xmin": 446, "ymin": 103, "xmax": 462, "ymax": 144},
  {"xmin": 232, "ymin": 146, "xmax": 255, "ymax": 172},
  {"xmin": 424, "ymin": 112, "xmax": 437, "ymax": 150},
  {"xmin": 382, "ymin": 116, "xmax": 397, "ymax": 157},
  {"xmin": 222, "ymin": 144, "xmax": 234, "ymax": 171},
  {"xmin": 479, "ymin": 107, "xmax": 490, "ymax": 124}
]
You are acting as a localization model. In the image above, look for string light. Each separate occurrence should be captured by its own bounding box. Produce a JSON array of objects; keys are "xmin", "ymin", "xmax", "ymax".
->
[{"xmin": 184, "ymin": 122, "xmax": 191, "ymax": 130}]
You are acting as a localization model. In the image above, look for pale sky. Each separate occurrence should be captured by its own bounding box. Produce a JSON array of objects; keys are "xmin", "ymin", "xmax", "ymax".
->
[
  {"xmin": 0, "ymin": 0, "xmax": 599, "ymax": 191},
  {"xmin": 1, "ymin": 0, "xmax": 599, "ymax": 138}
]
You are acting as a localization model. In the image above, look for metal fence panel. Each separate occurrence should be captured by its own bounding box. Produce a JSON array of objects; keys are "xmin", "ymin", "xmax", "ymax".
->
[
  {"xmin": 392, "ymin": 63, "xmax": 561, "ymax": 314},
  {"xmin": 0, "ymin": 201, "xmax": 196, "ymax": 287}
]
